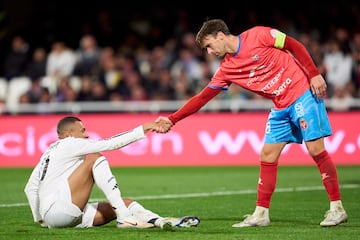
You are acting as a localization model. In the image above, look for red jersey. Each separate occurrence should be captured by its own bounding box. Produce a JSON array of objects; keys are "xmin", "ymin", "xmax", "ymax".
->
[
  {"xmin": 168, "ymin": 26, "xmax": 320, "ymax": 124},
  {"xmin": 210, "ymin": 26, "xmax": 310, "ymax": 109}
]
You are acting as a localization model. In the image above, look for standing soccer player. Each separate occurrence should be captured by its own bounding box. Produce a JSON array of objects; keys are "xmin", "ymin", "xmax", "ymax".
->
[{"xmin": 156, "ymin": 19, "xmax": 347, "ymax": 227}]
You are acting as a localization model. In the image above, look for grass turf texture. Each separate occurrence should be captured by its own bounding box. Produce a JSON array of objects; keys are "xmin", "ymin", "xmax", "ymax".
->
[{"xmin": 0, "ymin": 166, "xmax": 359, "ymax": 240}]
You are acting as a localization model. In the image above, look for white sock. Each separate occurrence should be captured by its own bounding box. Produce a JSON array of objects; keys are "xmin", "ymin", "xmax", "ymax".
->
[
  {"xmin": 92, "ymin": 156, "xmax": 129, "ymax": 220},
  {"xmin": 128, "ymin": 201, "xmax": 162, "ymax": 224},
  {"xmin": 330, "ymin": 200, "xmax": 344, "ymax": 211},
  {"xmin": 254, "ymin": 206, "xmax": 269, "ymax": 217}
]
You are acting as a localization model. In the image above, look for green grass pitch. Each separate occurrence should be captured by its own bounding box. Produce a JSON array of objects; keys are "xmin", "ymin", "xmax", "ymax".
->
[{"xmin": 0, "ymin": 165, "xmax": 359, "ymax": 240}]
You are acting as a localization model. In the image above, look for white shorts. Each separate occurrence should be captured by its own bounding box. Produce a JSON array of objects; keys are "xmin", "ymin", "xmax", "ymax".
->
[{"xmin": 43, "ymin": 179, "xmax": 98, "ymax": 228}]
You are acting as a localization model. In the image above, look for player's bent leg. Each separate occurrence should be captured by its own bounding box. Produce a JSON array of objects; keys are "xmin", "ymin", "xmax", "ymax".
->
[
  {"xmin": 91, "ymin": 202, "xmax": 116, "ymax": 227},
  {"xmin": 68, "ymin": 153, "xmax": 99, "ymax": 210}
]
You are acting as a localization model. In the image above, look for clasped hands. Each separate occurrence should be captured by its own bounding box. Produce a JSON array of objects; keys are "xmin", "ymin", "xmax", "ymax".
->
[{"xmin": 143, "ymin": 116, "xmax": 173, "ymax": 134}]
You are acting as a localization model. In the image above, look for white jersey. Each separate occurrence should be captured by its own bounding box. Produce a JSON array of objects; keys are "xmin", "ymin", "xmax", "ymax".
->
[{"xmin": 24, "ymin": 125, "xmax": 146, "ymax": 222}]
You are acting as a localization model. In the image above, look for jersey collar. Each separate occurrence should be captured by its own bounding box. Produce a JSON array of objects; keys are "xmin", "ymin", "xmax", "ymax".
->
[{"xmin": 233, "ymin": 35, "xmax": 241, "ymax": 56}]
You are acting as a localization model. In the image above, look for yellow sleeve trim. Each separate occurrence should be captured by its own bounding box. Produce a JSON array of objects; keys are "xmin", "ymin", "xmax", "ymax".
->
[{"xmin": 274, "ymin": 31, "xmax": 286, "ymax": 49}]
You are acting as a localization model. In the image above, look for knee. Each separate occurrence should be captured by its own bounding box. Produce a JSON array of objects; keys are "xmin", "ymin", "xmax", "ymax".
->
[
  {"xmin": 260, "ymin": 149, "xmax": 272, "ymax": 162},
  {"xmin": 307, "ymin": 147, "xmax": 324, "ymax": 158},
  {"xmin": 305, "ymin": 140, "xmax": 325, "ymax": 157},
  {"xmin": 260, "ymin": 147, "xmax": 280, "ymax": 163}
]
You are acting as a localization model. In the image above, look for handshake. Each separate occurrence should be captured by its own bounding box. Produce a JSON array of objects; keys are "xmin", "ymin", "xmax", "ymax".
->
[{"xmin": 142, "ymin": 116, "xmax": 173, "ymax": 134}]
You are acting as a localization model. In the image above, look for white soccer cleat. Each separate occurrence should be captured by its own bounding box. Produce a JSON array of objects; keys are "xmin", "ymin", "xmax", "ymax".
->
[
  {"xmin": 320, "ymin": 209, "xmax": 348, "ymax": 227},
  {"xmin": 160, "ymin": 216, "xmax": 200, "ymax": 230},
  {"xmin": 232, "ymin": 213, "xmax": 270, "ymax": 227},
  {"xmin": 116, "ymin": 218, "xmax": 155, "ymax": 229}
]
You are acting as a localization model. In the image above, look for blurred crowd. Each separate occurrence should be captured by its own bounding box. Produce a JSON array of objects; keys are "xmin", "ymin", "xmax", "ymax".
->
[{"xmin": 1, "ymin": 3, "xmax": 360, "ymax": 112}]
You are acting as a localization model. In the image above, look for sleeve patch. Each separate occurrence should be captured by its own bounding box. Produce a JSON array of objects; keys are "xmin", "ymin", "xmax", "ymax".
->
[{"xmin": 272, "ymin": 29, "xmax": 286, "ymax": 49}]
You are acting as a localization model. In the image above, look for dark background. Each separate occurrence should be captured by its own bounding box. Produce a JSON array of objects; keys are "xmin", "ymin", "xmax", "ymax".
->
[{"xmin": 0, "ymin": 0, "xmax": 359, "ymax": 62}]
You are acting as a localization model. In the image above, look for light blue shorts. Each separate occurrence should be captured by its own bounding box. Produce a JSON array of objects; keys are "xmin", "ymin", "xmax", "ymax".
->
[{"xmin": 264, "ymin": 89, "xmax": 332, "ymax": 144}]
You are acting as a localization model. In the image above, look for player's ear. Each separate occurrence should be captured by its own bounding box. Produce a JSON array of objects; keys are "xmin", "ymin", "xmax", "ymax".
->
[
  {"xmin": 216, "ymin": 31, "xmax": 225, "ymax": 39},
  {"xmin": 59, "ymin": 129, "xmax": 72, "ymax": 138}
]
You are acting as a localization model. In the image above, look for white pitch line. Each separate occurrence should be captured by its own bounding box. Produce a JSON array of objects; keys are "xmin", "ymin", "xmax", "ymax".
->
[{"xmin": 1, "ymin": 184, "xmax": 359, "ymax": 208}]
